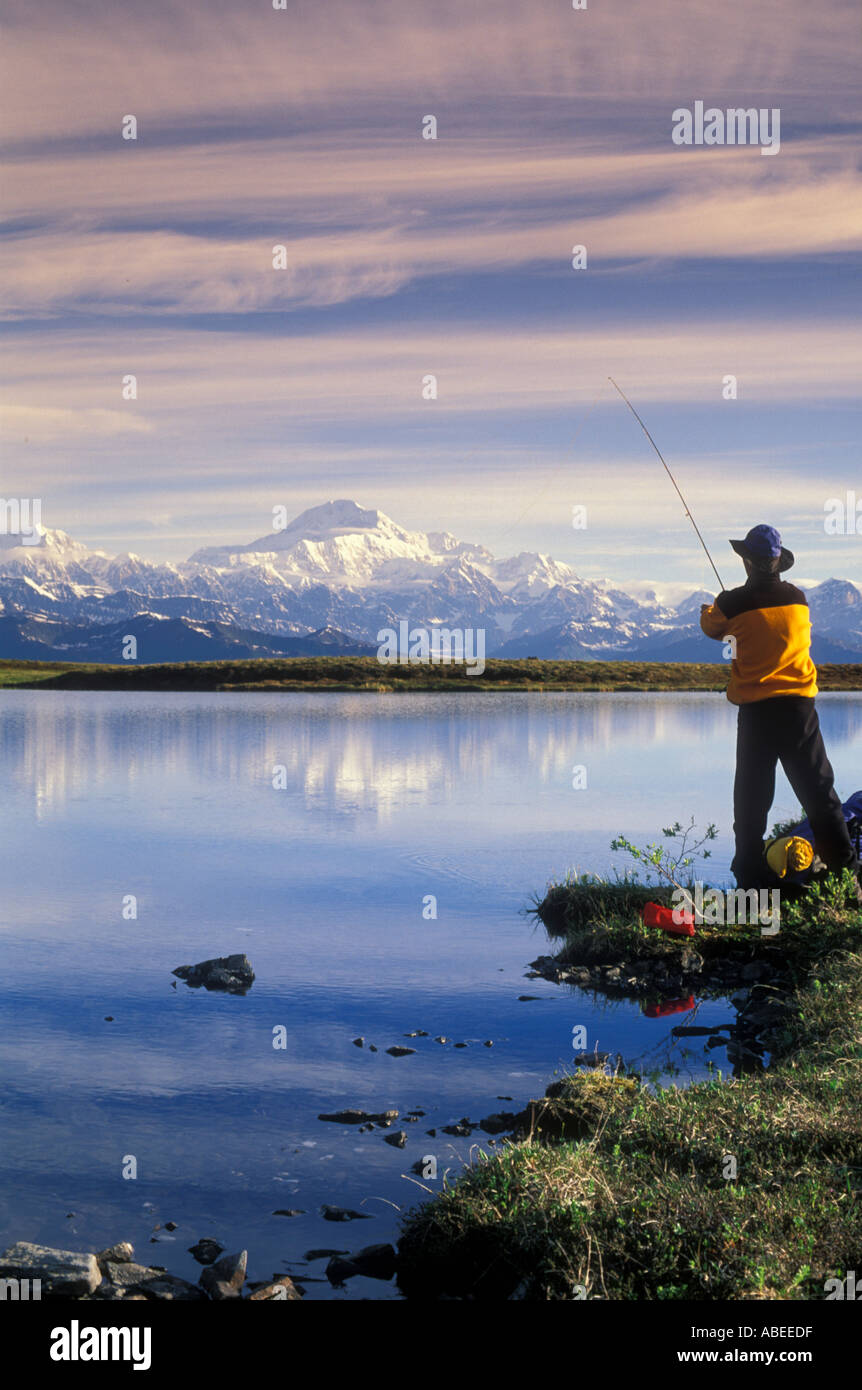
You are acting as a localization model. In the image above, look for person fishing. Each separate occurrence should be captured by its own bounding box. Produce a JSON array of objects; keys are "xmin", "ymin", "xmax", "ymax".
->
[
  {"xmin": 699, "ymin": 524, "xmax": 861, "ymax": 892},
  {"xmin": 607, "ymin": 379, "xmax": 860, "ymax": 899}
]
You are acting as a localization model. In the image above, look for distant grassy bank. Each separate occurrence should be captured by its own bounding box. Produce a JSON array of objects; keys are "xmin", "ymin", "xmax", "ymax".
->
[
  {"xmin": 397, "ymin": 875, "xmax": 862, "ymax": 1300},
  {"xmin": 2, "ymin": 656, "xmax": 861, "ymax": 692}
]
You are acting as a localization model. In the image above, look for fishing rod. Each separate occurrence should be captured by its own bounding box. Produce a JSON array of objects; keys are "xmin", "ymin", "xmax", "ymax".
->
[{"xmin": 608, "ymin": 376, "xmax": 725, "ymax": 592}]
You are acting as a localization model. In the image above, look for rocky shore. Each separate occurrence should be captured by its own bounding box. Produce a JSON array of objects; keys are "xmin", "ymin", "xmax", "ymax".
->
[
  {"xmin": 0, "ymin": 1240, "xmax": 304, "ymax": 1301},
  {"xmin": 396, "ymin": 873, "xmax": 862, "ymax": 1299},
  {"xmin": 0, "ymin": 1235, "xmax": 404, "ymax": 1300}
]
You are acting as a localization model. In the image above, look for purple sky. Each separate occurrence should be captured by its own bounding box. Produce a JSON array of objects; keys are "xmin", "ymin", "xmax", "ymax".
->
[{"xmin": 1, "ymin": 0, "xmax": 860, "ymax": 590}]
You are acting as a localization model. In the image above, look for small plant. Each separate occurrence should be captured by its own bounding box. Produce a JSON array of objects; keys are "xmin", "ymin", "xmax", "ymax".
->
[
  {"xmin": 610, "ymin": 817, "xmax": 718, "ymax": 907},
  {"xmin": 781, "ymin": 866, "xmax": 862, "ymax": 927}
]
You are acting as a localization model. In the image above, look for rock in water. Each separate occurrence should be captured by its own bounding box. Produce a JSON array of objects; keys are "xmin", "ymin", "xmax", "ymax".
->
[
  {"xmin": 0, "ymin": 1241, "xmax": 100, "ymax": 1297},
  {"xmin": 172, "ymin": 954, "xmax": 255, "ymax": 993},
  {"xmin": 318, "ymin": 1108, "xmax": 398, "ymax": 1126},
  {"xmin": 354, "ymin": 1244, "xmax": 397, "ymax": 1279},
  {"xmin": 326, "ymin": 1243, "xmax": 397, "ymax": 1283},
  {"xmin": 320, "ymin": 1205, "xmax": 372, "ymax": 1222},
  {"xmin": 442, "ymin": 1119, "xmax": 474, "ymax": 1136},
  {"xmin": 199, "ymin": 1249, "xmax": 247, "ymax": 1299},
  {"xmin": 188, "ymin": 1238, "xmax": 224, "ymax": 1265},
  {"xmin": 356, "ymin": 1244, "xmax": 395, "ymax": 1278},
  {"xmin": 479, "ymin": 1111, "xmax": 519, "ymax": 1135}
]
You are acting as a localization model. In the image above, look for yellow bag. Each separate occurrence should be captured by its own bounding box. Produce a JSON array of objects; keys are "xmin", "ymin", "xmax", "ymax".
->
[{"xmin": 765, "ymin": 834, "xmax": 813, "ymax": 878}]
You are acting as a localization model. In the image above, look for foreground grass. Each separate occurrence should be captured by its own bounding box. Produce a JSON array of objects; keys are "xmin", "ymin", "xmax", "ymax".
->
[
  {"xmin": 2, "ymin": 656, "xmax": 861, "ymax": 692},
  {"xmin": 397, "ymin": 881, "xmax": 862, "ymax": 1300},
  {"xmin": 532, "ymin": 871, "xmax": 856, "ymax": 976}
]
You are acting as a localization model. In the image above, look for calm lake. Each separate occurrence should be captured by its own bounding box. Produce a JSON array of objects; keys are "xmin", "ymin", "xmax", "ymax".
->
[{"xmin": 2, "ymin": 690, "xmax": 860, "ymax": 1299}]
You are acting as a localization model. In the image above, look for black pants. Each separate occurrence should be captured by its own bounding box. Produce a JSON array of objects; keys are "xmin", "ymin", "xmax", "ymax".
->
[{"xmin": 732, "ymin": 695, "xmax": 858, "ymax": 889}]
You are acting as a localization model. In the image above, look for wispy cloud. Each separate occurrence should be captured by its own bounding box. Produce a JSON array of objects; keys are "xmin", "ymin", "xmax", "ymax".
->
[
  {"xmin": 3, "ymin": 0, "xmax": 859, "ymax": 146},
  {"xmin": 0, "ymin": 405, "xmax": 153, "ymax": 442},
  {"xmin": 3, "ymin": 138, "xmax": 860, "ymax": 318},
  {"xmin": 1, "ymin": 0, "xmax": 859, "ymax": 580},
  {"xmin": 3, "ymin": 320, "xmax": 859, "ymax": 422}
]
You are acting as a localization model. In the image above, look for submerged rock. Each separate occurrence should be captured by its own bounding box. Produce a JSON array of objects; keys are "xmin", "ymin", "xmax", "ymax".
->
[
  {"xmin": 325, "ymin": 1243, "xmax": 397, "ymax": 1284},
  {"xmin": 320, "ymin": 1205, "xmax": 372, "ymax": 1222},
  {"xmin": 442, "ymin": 1119, "xmax": 475, "ymax": 1137},
  {"xmin": 318, "ymin": 1108, "xmax": 398, "ymax": 1126},
  {"xmin": 172, "ymin": 954, "xmax": 255, "ymax": 993},
  {"xmin": 385, "ymin": 1046, "xmax": 416, "ymax": 1057},
  {"xmin": 188, "ymin": 1238, "xmax": 224, "ymax": 1266},
  {"xmin": 0, "ymin": 1241, "xmax": 100, "ymax": 1297},
  {"xmin": 479, "ymin": 1111, "xmax": 518, "ymax": 1134}
]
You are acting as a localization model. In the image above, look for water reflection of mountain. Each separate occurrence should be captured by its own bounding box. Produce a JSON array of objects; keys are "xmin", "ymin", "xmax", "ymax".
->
[{"xmin": 2, "ymin": 691, "xmax": 860, "ymax": 816}]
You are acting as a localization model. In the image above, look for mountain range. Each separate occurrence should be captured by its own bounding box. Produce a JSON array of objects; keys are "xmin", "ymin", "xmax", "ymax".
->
[{"xmin": 1, "ymin": 499, "xmax": 860, "ymax": 663}]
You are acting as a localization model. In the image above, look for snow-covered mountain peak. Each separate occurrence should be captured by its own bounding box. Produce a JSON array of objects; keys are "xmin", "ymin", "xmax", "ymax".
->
[
  {"xmin": 809, "ymin": 577, "xmax": 862, "ymax": 609},
  {"xmin": 189, "ymin": 499, "xmax": 441, "ymax": 573},
  {"xmin": 674, "ymin": 589, "xmax": 715, "ymax": 617},
  {"xmin": 0, "ymin": 526, "xmax": 100, "ymax": 558},
  {"xmin": 252, "ymin": 499, "xmax": 387, "ymax": 548},
  {"xmin": 2, "ymin": 504, "xmax": 861, "ymax": 662},
  {"xmin": 490, "ymin": 551, "xmax": 579, "ymax": 598}
]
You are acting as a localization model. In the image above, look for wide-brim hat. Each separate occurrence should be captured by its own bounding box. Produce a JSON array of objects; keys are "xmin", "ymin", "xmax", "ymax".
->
[{"xmin": 730, "ymin": 524, "xmax": 794, "ymax": 573}]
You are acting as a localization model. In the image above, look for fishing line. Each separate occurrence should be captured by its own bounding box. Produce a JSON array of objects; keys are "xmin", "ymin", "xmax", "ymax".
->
[
  {"xmin": 483, "ymin": 380, "xmax": 609, "ymax": 550},
  {"xmin": 608, "ymin": 376, "xmax": 725, "ymax": 593}
]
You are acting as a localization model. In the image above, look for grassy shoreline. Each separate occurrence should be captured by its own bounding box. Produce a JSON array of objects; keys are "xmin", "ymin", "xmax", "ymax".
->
[
  {"xmin": 396, "ymin": 876, "xmax": 862, "ymax": 1300},
  {"xmin": 2, "ymin": 656, "xmax": 861, "ymax": 692}
]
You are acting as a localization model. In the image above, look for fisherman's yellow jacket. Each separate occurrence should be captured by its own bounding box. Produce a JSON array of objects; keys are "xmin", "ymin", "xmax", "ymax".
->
[{"xmin": 699, "ymin": 574, "xmax": 818, "ymax": 704}]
